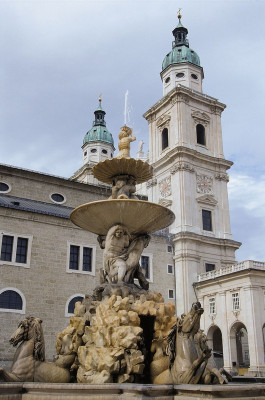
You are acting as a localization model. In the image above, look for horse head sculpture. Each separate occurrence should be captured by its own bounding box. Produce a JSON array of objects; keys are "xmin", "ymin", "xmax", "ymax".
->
[
  {"xmin": 10, "ymin": 316, "xmax": 45, "ymax": 362},
  {"xmin": 0, "ymin": 316, "xmax": 72, "ymax": 383}
]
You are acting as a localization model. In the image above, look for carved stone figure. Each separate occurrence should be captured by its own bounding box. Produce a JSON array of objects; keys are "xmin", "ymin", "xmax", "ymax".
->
[
  {"xmin": 116, "ymin": 126, "xmax": 136, "ymax": 159},
  {"xmin": 110, "ymin": 175, "xmax": 137, "ymax": 199},
  {"xmin": 151, "ymin": 302, "xmax": 229, "ymax": 385},
  {"xmin": 0, "ymin": 316, "xmax": 71, "ymax": 383},
  {"xmin": 99, "ymin": 224, "xmax": 150, "ymax": 289},
  {"xmin": 194, "ymin": 329, "xmax": 232, "ymax": 384}
]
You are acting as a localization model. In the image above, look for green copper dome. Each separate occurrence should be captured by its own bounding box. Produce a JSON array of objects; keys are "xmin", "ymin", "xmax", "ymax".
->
[
  {"xmin": 162, "ymin": 45, "xmax": 200, "ymax": 71},
  {"xmin": 162, "ymin": 15, "xmax": 200, "ymax": 71},
  {"xmin": 83, "ymin": 99, "xmax": 114, "ymax": 147}
]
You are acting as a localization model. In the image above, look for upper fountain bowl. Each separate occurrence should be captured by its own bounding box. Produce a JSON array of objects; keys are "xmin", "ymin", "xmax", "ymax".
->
[
  {"xmin": 92, "ymin": 158, "xmax": 153, "ymax": 185},
  {"xmin": 70, "ymin": 199, "xmax": 175, "ymax": 235}
]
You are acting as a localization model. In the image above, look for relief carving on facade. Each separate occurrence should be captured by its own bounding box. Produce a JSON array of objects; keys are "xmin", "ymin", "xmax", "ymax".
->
[
  {"xmin": 196, "ymin": 194, "xmax": 218, "ymax": 206},
  {"xmin": 159, "ymin": 176, "xmax": 172, "ymax": 198},
  {"xmin": 196, "ymin": 174, "xmax": 213, "ymax": 194},
  {"xmin": 170, "ymin": 162, "xmax": 195, "ymax": 175},
  {"xmin": 156, "ymin": 114, "xmax": 171, "ymax": 130},
  {"xmin": 210, "ymin": 106, "xmax": 222, "ymax": 116},
  {"xmin": 146, "ymin": 177, "xmax": 157, "ymax": 188},
  {"xmin": 158, "ymin": 198, "xmax": 173, "ymax": 208},
  {"xmin": 191, "ymin": 111, "xmax": 210, "ymax": 126},
  {"xmin": 215, "ymin": 173, "xmax": 229, "ymax": 182}
]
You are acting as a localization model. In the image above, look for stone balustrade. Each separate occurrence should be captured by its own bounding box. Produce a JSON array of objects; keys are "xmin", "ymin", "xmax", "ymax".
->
[{"xmin": 197, "ymin": 260, "xmax": 265, "ymax": 282}]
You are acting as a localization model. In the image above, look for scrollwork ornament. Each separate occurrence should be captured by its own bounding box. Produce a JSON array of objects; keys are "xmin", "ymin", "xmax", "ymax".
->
[
  {"xmin": 215, "ymin": 173, "xmax": 229, "ymax": 182},
  {"xmin": 170, "ymin": 162, "xmax": 195, "ymax": 175}
]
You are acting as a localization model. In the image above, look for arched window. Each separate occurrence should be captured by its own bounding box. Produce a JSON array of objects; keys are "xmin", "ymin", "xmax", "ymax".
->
[
  {"xmin": 0, "ymin": 288, "xmax": 25, "ymax": 313},
  {"xmin": 65, "ymin": 294, "xmax": 85, "ymax": 316},
  {"xmin": 162, "ymin": 128, "xmax": 169, "ymax": 150},
  {"xmin": 196, "ymin": 124, "xmax": 206, "ymax": 145}
]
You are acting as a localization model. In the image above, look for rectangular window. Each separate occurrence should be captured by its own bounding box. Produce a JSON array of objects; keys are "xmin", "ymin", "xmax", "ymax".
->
[
  {"xmin": 141, "ymin": 255, "xmax": 150, "ymax": 280},
  {"xmin": 167, "ymin": 245, "xmax": 173, "ymax": 253},
  {"xmin": 205, "ymin": 263, "xmax": 215, "ymax": 272},
  {"xmin": 1, "ymin": 235, "xmax": 14, "ymax": 261},
  {"xmin": 202, "ymin": 209, "xmax": 212, "ymax": 231},
  {"xmin": 82, "ymin": 247, "xmax": 92, "ymax": 272},
  {"xmin": 167, "ymin": 264, "xmax": 174, "ymax": 274},
  {"xmin": 0, "ymin": 233, "xmax": 32, "ymax": 267},
  {"xmin": 168, "ymin": 289, "xmax": 175, "ymax": 299},
  {"xmin": 16, "ymin": 238, "xmax": 28, "ymax": 264},
  {"xmin": 209, "ymin": 297, "xmax": 216, "ymax": 315},
  {"xmin": 232, "ymin": 292, "xmax": 240, "ymax": 311},
  {"xmin": 67, "ymin": 242, "xmax": 95, "ymax": 275},
  {"xmin": 69, "ymin": 245, "xmax": 79, "ymax": 270}
]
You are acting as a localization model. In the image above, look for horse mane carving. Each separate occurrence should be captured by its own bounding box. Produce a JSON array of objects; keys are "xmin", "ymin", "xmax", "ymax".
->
[{"xmin": 23, "ymin": 316, "xmax": 45, "ymax": 362}]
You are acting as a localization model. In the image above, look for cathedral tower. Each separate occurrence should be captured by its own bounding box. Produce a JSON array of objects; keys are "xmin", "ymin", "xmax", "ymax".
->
[
  {"xmin": 143, "ymin": 12, "xmax": 241, "ymax": 313},
  {"xmin": 71, "ymin": 97, "xmax": 115, "ymax": 184}
]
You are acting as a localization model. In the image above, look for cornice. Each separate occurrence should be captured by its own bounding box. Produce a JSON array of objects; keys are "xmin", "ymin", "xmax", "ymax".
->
[
  {"xmin": 151, "ymin": 146, "xmax": 233, "ymax": 171},
  {"xmin": 143, "ymin": 85, "xmax": 226, "ymax": 121},
  {"xmin": 172, "ymin": 231, "xmax": 242, "ymax": 249}
]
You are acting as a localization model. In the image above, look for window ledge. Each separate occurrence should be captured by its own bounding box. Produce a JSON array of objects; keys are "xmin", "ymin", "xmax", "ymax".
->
[
  {"xmin": 0, "ymin": 308, "xmax": 25, "ymax": 314},
  {"xmin": 0, "ymin": 261, "xmax": 30, "ymax": 268},
  {"xmin": 67, "ymin": 269, "xmax": 95, "ymax": 276}
]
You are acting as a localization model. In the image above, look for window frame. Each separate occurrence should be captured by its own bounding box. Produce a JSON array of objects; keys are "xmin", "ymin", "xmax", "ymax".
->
[
  {"xmin": 167, "ymin": 264, "xmax": 174, "ymax": 275},
  {"xmin": 232, "ymin": 292, "xmax": 240, "ymax": 311},
  {"xmin": 196, "ymin": 124, "xmax": 206, "ymax": 146},
  {"xmin": 167, "ymin": 245, "xmax": 173, "ymax": 254},
  {"xmin": 161, "ymin": 128, "xmax": 169, "ymax": 151},
  {"xmin": 202, "ymin": 209, "xmax": 213, "ymax": 232},
  {"xmin": 168, "ymin": 289, "xmax": 175, "ymax": 300},
  {"xmin": 66, "ymin": 241, "xmax": 96, "ymax": 276},
  {"xmin": 49, "ymin": 192, "xmax": 66, "ymax": 204},
  {"xmin": 209, "ymin": 297, "xmax": 216, "ymax": 315},
  {"xmin": 205, "ymin": 263, "xmax": 215, "ymax": 272},
  {"xmin": 0, "ymin": 181, "xmax": 11, "ymax": 194},
  {"xmin": 0, "ymin": 287, "xmax": 26, "ymax": 314},
  {"xmin": 0, "ymin": 232, "xmax": 32, "ymax": 268},
  {"xmin": 140, "ymin": 252, "xmax": 153, "ymax": 283},
  {"xmin": 65, "ymin": 293, "xmax": 85, "ymax": 317}
]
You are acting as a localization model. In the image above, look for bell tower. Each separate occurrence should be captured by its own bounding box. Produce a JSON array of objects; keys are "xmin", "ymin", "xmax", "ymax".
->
[
  {"xmin": 143, "ymin": 12, "xmax": 241, "ymax": 314},
  {"xmin": 71, "ymin": 97, "xmax": 115, "ymax": 185}
]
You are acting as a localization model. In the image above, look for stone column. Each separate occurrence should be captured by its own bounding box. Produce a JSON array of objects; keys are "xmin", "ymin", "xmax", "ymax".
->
[{"xmin": 219, "ymin": 291, "xmax": 231, "ymax": 371}]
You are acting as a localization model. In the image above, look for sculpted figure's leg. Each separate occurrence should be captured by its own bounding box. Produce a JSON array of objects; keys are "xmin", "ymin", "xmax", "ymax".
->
[
  {"xmin": 117, "ymin": 259, "xmax": 127, "ymax": 282},
  {"xmin": 0, "ymin": 367, "xmax": 21, "ymax": 382}
]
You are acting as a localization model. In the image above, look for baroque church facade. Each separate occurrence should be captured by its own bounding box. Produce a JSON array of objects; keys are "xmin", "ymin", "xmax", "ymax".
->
[{"xmin": 1, "ymin": 14, "xmax": 265, "ymax": 376}]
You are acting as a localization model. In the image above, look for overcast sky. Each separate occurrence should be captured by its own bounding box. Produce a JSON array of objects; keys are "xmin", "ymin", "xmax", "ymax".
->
[{"xmin": 0, "ymin": 0, "xmax": 264, "ymax": 262}]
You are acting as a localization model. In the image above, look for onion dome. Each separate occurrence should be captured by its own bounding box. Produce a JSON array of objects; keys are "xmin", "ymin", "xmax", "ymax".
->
[
  {"xmin": 162, "ymin": 11, "xmax": 200, "ymax": 71},
  {"xmin": 83, "ymin": 97, "xmax": 114, "ymax": 146}
]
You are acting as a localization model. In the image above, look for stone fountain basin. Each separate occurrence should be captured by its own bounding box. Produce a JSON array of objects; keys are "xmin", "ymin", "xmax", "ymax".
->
[
  {"xmin": 70, "ymin": 199, "xmax": 175, "ymax": 235},
  {"xmin": 92, "ymin": 158, "xmax": 153, "ymax": 184}
]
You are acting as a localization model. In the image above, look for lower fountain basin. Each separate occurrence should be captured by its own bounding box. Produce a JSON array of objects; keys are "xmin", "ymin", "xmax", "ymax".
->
[{"xmin": 70, "ymin": 199, "xmax": 175, "ymax": 235}]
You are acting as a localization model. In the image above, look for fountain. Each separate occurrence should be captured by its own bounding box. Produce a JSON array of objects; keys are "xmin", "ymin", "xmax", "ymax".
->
[{"xmin": 1, "ymin": 126, "xmax": 265, "ymax": 398}]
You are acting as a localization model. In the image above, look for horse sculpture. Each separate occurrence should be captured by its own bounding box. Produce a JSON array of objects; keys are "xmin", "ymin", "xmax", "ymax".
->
[
  {"xmin": 152, "ymin": 302, "xmax": 229, "ymax": 384},
  {"xmin": 0, "ymin": 316, "xmax": 73, "ymax": 382}
]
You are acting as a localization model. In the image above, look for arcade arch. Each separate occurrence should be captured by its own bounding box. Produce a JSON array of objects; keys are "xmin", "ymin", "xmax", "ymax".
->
[
  {"xmin": 207, "ymin": 325, "xmax": 223, "ymax": 368},
  {"xmin": 230, "ymin": 321, "xmax": 249, "ymax": 372}
]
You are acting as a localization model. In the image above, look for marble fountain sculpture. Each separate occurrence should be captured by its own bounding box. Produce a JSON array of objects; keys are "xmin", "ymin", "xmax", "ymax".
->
[{"xmin": 0, "ymin": 126, "xmax": 231, "ymax": 386}]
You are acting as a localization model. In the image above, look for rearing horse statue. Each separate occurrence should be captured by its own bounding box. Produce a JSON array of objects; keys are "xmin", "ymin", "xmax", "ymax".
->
[
  {"xmin": 152, "ymin": 302, "xmax": 229, "ymax": 384},
  {"xmin": 0, "ymin": 316, "xmax": 73, "ymax": 382}
]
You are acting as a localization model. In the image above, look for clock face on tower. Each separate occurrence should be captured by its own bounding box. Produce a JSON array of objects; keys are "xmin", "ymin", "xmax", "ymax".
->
[{"xmin": 196, "ymin": 174, "xmax": 213, "ymax": 194}]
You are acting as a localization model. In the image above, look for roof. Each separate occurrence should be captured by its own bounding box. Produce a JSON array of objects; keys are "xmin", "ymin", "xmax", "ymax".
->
[
  {"xmin": 162, "ymin": 45, "xmax": 200, "ymax": 71},
  {"xmin": 0, "ymin": 194, "xmax": 73, "ymax": 219}
]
